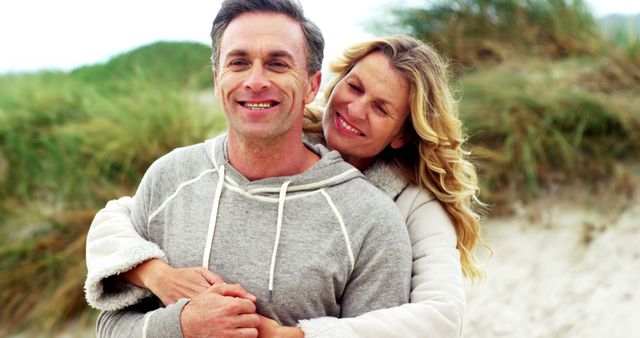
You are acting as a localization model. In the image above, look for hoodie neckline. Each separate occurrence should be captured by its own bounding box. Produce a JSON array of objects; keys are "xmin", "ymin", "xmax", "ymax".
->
[{"xmin": 204, "ymin": 134, "xmax": 363, "ymax": 193}]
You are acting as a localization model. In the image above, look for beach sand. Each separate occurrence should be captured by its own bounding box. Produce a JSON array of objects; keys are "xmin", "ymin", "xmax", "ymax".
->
[{"xmin": 464, "ymin": 178, "xmax": 640, "ymax": 337}]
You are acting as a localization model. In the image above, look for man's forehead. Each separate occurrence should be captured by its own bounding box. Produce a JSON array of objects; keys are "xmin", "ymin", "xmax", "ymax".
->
[{"xmin": 219, "ymin": 12, "xmax": 306, "ymax": 57}]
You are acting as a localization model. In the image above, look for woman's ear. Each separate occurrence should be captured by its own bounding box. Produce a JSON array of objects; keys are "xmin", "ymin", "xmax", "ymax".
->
[{"xmin": 390, "ymin": 134, "xmax": 406, "ymax": 149}]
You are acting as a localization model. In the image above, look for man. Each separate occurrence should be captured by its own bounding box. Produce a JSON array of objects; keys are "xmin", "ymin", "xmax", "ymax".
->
[{"xmin": 93, "ymin": 1, "xmax": 411, "ymax": 337}]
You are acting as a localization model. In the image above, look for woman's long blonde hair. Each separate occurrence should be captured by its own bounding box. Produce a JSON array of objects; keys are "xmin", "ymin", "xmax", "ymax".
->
[{"xmin": 305, "ymin": 35, "xmax": 488, "ymax": 279}]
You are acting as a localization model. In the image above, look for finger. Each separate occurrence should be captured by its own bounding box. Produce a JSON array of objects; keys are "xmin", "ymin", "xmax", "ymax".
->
[
  {"xmin": 230, "ymin": 328, "xmax": 258, "ymax": 338},
  {"xmin": 225, "ymin": 297, "xmax": 257, "ymax": 315},
  {"xmin": 211, "ymin": 283, "xmax": 257, "ymax": 302},
  {"xmin": 229, "ymin": 313, "xmax": 260, "ymax": 328},
  {"xmin": 199, "ymin": 268, "xmax": 225, "ymax": 285}
]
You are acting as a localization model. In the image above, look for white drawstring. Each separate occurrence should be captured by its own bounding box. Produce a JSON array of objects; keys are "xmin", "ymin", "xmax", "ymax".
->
[
  {"xmin": 268, "ymin": 180, "xmax": 290, "ymax": 302},
  {"xmin": 202, "ymin": 165, "xmax": 225, "ymax": 269}
]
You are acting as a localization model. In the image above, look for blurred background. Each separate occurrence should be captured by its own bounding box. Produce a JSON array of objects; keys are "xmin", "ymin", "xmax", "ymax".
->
[{"xmin": 0, "ymin": 0, "xmax": 638, "ymax": 337}]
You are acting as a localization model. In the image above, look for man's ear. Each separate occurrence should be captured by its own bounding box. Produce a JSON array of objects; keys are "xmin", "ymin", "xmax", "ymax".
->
[
  {"xmin": 213, "ymin": 68, "xmax": 220, "ymax": 98},
  {"xmin": 304, "ymin": 71, "xmax": 322, "ymax": 104}
]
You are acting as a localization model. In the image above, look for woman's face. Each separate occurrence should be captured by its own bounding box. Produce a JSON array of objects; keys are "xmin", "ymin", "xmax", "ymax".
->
[{"xmin": 322, "ymin": 52, "xmax": 411, "ymax": 170}]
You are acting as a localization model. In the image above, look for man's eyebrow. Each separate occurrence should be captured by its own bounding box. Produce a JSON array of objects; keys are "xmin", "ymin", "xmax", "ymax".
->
[
  {"xmin": 269, "ymin": 50, "xmax": 294, "ymax": 60},
  {"xmin": 225, "ymin": 49, "xmax": 248, "ymax": 58},
  {"xmin": 223, "ymin": 49, "xmax": 295, "ymax": 62}
]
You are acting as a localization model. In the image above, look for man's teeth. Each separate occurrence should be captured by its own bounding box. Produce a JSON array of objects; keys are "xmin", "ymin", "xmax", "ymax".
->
[
  {"xmin": 339, "ymin": 115, "xmax": 362, "ymax": 135},
  {"xmin": 244, "ymin": 102, "xmax": 272, "ymax": 109}
]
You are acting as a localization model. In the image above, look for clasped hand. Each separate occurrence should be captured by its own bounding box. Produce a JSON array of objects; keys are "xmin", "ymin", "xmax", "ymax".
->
[{"xmin": 132, "ymin": 260, "xmax": 301, "ymax": 338}]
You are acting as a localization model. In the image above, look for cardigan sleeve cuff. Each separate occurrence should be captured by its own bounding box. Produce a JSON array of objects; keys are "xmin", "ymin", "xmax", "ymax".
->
[
  {"xmin": 298, "ymin": 317, "xmax": 357, "ymax": 338},
  {"xmin": 85, "ymin": 241, "xmax": 167, "ymax": 311}
]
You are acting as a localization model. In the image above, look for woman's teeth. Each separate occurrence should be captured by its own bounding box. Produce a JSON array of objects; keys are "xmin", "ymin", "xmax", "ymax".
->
[{"xmin": 339, "ymin": 114, "xmax": 362, "ymax": 135}]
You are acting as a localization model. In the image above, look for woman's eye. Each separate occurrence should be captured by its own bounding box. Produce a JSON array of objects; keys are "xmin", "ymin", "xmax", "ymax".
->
[
  {"xmin": 375, "ymin": 104, "xmax": 388, "ymax": 116},
  {"xmin": 348, "ymin": 83, "xmax": 362, "ymax": 93}
]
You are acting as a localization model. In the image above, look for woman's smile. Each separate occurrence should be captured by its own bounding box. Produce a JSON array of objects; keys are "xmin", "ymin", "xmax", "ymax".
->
[{"xmin": 335, "ymin": 112, "xmax": 365, "ymax": 136}]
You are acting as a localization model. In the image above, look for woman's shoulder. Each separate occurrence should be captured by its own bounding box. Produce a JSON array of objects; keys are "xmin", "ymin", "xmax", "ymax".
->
[
  {"xmin": 363, "ymin": 161, "xmax": 409, "ymax": 199},
  {"xmin": 396, "ymin": 184, "xmax": 455, "ymax": 239},
  {"xmin": 397, "ymin": 184, "xmax": 436, "ymax": 205}
]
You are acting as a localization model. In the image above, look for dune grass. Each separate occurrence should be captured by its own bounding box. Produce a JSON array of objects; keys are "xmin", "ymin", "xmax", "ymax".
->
[
  {"xmin": 377, "ymin": 0, "xmax": 602, "ymax": 66},
  {"xmin": 0, "ymin": 43, "xmax": 226, "ymax": 335},
  {"xmin": 0, "ymin": 43, "xmax": 221, "ymax": 210},
  {"xmin": 0, "ymin": 210, "xmax": 94, "ymax": 334},
  {"xmin": 600, "ymin": 14, "xmax": 640, "ymax": 66},
  {"xmin": 0, "ymin": 88, "xmax": 226, "ymax": 335},
  {"xmin": 459, "ymin": 57, "xmax": 640, "ymax": 203}
]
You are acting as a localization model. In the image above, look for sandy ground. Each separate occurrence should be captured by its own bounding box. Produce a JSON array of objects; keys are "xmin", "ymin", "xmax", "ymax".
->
[{"xmin": 463, "ymin": 180, "xmax": 640, "ymax": 337}]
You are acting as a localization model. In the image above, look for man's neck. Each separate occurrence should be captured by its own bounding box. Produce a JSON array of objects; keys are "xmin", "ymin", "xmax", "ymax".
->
[{"xmin": 226, "ymin": 132, "xmax": 320, "ymax": 181}]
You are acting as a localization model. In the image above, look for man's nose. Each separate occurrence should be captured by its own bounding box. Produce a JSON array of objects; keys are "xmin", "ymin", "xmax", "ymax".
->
[{"xmin": 244, "ymin": 64, "xmax": 270, "ymax": 92}]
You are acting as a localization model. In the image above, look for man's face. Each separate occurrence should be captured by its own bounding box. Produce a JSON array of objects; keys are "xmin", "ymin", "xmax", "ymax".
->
[{"xmin": 215, "ymin": 12, "xmax": 321, "ymax": 142}]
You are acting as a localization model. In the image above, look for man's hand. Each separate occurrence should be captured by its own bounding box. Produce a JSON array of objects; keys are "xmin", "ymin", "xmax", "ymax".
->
[
  {"xmin": 180, "ymin": 283, "xmax": 260, "ymax": 338},
  {"xmin": 121, "ymin": 259, "xmax": 224, "ymax": 305},
  {"xmin": 256, "ymin": 314, "xmax": 304, "ymax": 338}
]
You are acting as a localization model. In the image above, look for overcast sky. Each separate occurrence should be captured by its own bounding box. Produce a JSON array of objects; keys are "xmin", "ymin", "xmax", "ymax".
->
[{"xmin": 0, "ymin": 0, "xmax": 638, "ymax": 74}]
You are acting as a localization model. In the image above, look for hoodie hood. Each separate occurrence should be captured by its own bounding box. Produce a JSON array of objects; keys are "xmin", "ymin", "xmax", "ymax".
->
[
  {"xmin": 204, "ymin": 134, "xmax": 363, "ymax": 194},
  {"xmin": 364, "ymin": 160, "xmax": 409, "ymax": 200},
  {"xmin": 302, "ymin": 131, "xmax": 409, "ymax": 200}
]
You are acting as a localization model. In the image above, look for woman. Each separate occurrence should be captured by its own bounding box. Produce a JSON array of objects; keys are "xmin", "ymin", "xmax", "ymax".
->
[{"xmin": 85, "ymin": 35, "xmax": 486, "ymax": 337}]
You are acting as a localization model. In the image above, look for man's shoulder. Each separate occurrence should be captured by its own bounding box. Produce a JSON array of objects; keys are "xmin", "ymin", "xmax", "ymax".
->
[
  {"xmin": 149, "ymin": 142, "xmax": 209, "ymax": 172},
  {"xmin": 328, "ymin": 176, "xmax": 402, "ymax": 218},
  {"xmin": 325, "ymin": 177, "xmax": 409, "ymax": 251},
  {"xmin": 141, "ymin": 141, "xmax": 215, "ymax": 189},
  {"xmin": 342, "ymin": 175, "xmax": 392, "ymax": 197},
  {"xmin": 159, "ymin": 142, "xmax": 207, "ymax": 163}
]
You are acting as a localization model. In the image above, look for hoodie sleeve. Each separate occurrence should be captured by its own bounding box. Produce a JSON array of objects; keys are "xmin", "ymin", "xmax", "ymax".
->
[
  {"xmin": 96, "ymin": 298, "xmax": 189, "ymax": 338},
  {"xmin": 298, "ymin": 187, "xmax": 465, "ymax": 338}
]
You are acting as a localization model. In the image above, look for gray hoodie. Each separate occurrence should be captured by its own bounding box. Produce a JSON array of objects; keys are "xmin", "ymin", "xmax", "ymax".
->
[{"xmin": 96, "ymin": 134, "xmax": 412, "ymax": 338}]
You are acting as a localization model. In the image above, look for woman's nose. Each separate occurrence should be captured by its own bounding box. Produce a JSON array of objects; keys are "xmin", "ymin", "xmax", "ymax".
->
[{"xmin": 347, "ymin": 99, "xmax": 368, "ymax": 120}]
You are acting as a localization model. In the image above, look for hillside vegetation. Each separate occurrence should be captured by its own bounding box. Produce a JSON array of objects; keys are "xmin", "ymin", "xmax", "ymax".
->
[
  {"xmin": 0, "ymin": 41, "xmax": 225, "ymax": 335},
  {"xmin": 1, "ymin": 1, "xmax": 639, "ymax": 335}
]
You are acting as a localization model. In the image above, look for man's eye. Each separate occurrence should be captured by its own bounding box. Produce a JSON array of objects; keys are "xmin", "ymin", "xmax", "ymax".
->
[
  {"xmin": 268, "ymin": 61, "xmax": 288, "ymax": 71},
  {"xmin": 229, "ymin": 60, "xmax": 249, "ymax": 68}
]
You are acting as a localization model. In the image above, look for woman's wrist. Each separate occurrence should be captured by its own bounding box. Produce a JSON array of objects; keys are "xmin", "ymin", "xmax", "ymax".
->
[
  {"xmin": 278, "ymin": 326, "xmax": 304, "ymax": 338},
  {"xmin": 121, "ymin": 258, "xmax": 168, "ymax": 290}
]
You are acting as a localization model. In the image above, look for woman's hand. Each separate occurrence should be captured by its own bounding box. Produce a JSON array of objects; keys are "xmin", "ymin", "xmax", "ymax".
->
[
  {"xmin": 257, "ymin": 314, "xmax": 304, "ymax": 338},
  {"xmin": 121, "ymin": 258, "xmax": 224, "ymax": 305}
]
